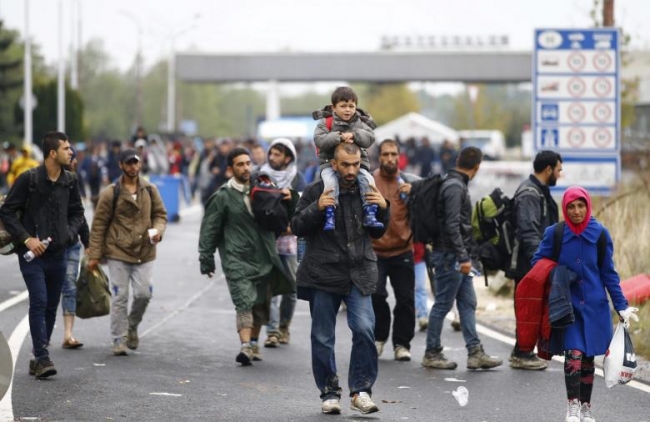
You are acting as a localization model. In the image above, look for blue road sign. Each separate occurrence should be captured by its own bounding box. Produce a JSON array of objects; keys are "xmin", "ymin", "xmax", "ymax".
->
[{"xmin": 533, "ymin": 28, "xmax": 621, "ymax": 194}]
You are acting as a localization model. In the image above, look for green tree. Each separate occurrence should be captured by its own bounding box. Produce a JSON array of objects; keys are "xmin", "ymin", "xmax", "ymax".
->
[
  {"xmin": 354, "ymin": 83, "xmax": 420, "ymax": 125},
  {"xmin": 0, "ymin": 20, "xmax": 23, "ymax": 142},
  {"xmin": 28, "ymin": 79, "xmax": 85, "ymax": 141}
]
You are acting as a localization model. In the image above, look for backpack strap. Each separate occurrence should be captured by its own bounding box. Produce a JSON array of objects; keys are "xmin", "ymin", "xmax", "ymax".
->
[
  {"xmin": 551, "ymin": 220, "xmax": 607, "ymax": 266},
  {"xmin": 25, "ymin": 168, "xmax": 38, "ymax": 211},
  {"xmin": 325, "ymin": 116, "xmax": 334, "ymax": 131}
]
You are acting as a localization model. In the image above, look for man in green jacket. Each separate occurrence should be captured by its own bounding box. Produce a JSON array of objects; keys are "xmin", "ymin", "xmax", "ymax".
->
[{"xmin": 198, "ymin": 147, "xmax": 295, "ymax": 366}]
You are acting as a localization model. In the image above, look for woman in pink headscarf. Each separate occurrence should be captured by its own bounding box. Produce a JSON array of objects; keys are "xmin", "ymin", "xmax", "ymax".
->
[{"xmin": 532, "ymin": 186, "xmax": 638, "ymax": 422}]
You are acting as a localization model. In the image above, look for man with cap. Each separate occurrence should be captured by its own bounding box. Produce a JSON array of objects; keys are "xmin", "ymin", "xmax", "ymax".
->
[{"xmin": 88, "ymin": 149, "xmax": 168, "ymax": 356}]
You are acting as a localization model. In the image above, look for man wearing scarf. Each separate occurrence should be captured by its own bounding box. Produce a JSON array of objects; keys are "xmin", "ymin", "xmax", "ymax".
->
[
  {"xmin": 198, "ymin": 147, "xmax": 295, "ymax": 366},
  {"xmin": 532, "ymin": 186, "xmax": 637, "ymax": 422},
  {"xmin": 259, "ymin": 138, "xmax": 306, "ymax": 347}
]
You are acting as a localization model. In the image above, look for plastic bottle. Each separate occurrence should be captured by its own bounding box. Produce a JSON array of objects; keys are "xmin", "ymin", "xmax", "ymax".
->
[
  {"xmin": 296, "ymin": 237, "xmax": 306, "ymax": 263},
  {"xmin": 24, "ymin": 237, "xmax": 51, "ymax": 262},
  {"xmin": 454, "ymin": 261, "xmax": 481, "ymax": 277},
  {"xmin": 396, "ymin": 176, "xmax": 409, "ymax": 203}
]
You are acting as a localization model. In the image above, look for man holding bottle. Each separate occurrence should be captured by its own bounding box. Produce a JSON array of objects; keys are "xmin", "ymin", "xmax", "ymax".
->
[{"xmin": 0, "ymin": 132, "xmax": 85, "ymax": 378}]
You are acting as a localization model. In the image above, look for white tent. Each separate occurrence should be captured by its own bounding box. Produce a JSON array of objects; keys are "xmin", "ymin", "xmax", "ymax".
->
[{"xmin": 373, "ymin": 112, "xmax": 459, "ymax": 147}]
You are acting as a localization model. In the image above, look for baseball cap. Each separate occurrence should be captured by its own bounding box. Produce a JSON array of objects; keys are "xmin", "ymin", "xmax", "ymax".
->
[
  {"xmin": 135, "ymin": 138, "xmax": 147, "ymax": 148},
  {"xmin": 119, "ymin": 149, "xmax": 141, "ymax": 164}
]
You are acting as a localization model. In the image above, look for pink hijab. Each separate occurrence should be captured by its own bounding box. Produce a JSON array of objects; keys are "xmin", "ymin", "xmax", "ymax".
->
[{"xmin": 562, "ymin": 186, "xmax": 592, "ymax": 235}]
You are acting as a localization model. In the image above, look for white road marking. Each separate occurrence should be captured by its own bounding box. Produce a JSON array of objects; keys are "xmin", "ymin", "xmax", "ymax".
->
[
  {"xmin": 0, "ymin": 315, "xmax": 30, "ymax": 421},
  {"xmin": 0, "ymin": 290, "xmax": 28, "ymax": 313}
]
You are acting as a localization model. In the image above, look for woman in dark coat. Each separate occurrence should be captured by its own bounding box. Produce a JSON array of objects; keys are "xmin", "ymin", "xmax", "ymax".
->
[{"xmin": 532, "ymin": 186, "xmax": 638, "ymax": 422}]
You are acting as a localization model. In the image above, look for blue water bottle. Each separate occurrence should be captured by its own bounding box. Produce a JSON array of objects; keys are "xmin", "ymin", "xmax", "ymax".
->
[
  {"xmin": 396, "ymin": 176, "xmax": 409, "ymax": 203},
  {"xmin": 297, "ymin": 237, "xmax": 306, "ymax": 263}
]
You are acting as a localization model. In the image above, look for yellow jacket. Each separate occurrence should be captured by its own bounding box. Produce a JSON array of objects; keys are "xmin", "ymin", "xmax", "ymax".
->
[{"xmin": 7, "ymin": 155, "xmax": 40, "ymax": 186}]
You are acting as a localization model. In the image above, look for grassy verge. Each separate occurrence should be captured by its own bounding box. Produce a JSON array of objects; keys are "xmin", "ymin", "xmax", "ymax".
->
[{"xmin": 595, "ymin": 171, "xmax": 650, "ymax": 357}]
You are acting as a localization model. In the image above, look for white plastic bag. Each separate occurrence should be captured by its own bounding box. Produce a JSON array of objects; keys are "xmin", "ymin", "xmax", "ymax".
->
[{"xmin": 603, "ymin": 321, "xmax": 637, "ymax": 388}]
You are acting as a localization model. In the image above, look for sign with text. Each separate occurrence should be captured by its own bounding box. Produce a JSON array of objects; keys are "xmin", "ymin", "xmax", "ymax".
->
[
  {"xmin": 552, "ymin": 155, "xmax": 620, "ymax": 195},
  {"xmin": 533, "ymin": 28, "xmax": 620, "ymax": 194}
]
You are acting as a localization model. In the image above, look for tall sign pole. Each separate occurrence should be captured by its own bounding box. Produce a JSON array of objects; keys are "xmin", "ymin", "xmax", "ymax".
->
[
  {"xmin": 23, "ymin": 0, "xmax": 32, "ymax": 146},
  {"xmin": 57, "ymin": 0, "xmax": 65, "ymax": 132}
]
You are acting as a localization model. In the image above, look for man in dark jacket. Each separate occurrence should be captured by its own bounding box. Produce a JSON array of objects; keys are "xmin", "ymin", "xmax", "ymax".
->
[
  {"xmin": 0, "ymin": 131, "xmax": 85, "ymax": 378},
  {"xmin": 422, "ymin": 146, "xmax": 503, "ymax": 371},
  {"xmin": 509, "ymin": 150, "xmax": 562, "ymax": 370},
  {"xmin": 291, "ymin": 143, "xmax": 389, "ymax": 415}
]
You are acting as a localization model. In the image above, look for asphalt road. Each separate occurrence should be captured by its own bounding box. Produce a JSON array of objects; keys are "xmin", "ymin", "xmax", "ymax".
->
[{"xmin": 0, "ymin": 206, "xmax": 648, "ymax": 421}]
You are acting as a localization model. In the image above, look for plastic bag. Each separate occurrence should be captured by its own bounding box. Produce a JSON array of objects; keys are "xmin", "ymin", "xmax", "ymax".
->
[
  {"xmin": 603, "ymin": 321, "xmax": 637, "ymax": 388},
  {"xmin": 76, "ymin": 256, "xmax": 111, "ymax": 319}
]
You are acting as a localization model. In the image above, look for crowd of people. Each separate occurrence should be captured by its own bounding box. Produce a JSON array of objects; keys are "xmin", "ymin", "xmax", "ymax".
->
[{"xmin": 0, "ymin": 85, "xmax": 639, "ymax": 421}]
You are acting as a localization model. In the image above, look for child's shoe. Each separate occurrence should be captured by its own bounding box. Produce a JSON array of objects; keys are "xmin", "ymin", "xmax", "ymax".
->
[
  {"xmin": 362, "ymin": 204, "xmax": 384, "ymax": 228},
  {"xmin": 324, "ymin": 206, "xmax": 335, "ymax": 231}
]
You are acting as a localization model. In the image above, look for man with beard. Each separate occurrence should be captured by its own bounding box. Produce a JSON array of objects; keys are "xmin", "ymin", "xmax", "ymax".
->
[
  {"xmin": 291, "ymin": 142, "xmax": 388, "ymax": 415},
  {"xmin": 370, "ymin": 139, "xmax": 416, "ymax": 362},
  {"xmin": 509, "ymin": 150, "xmax": 562, "ymax": 370},
  {"xmin": 259, "ymin": 138, "xmax": 306, "ymax": 347},
  {"xmin": 88, "ymin": 149, "xmax": 168, "ymax": 356},
  {"xmin": 198, "ymin": 148, "xmax": 294, "ymax": 365},
  {"xmin": 0, "ymin": 131, "xmax": 85, "ymax": 378}
]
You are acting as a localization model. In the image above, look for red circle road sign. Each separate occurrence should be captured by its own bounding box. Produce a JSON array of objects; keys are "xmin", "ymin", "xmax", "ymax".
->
[
  {"xmin": 593, "ymin": 78, "xmax": 612, "ymax": 98},
  {"xmin": 593, "ymin": 128, "xmax": 613, "ymax": 148},
  {"xmin": 568, "ymin": 52, "xmax": 587, "ymax": 72},
  {"xmin": 567, "ymin": 128, "xmax": 586, "ymax": 147},
  {"xmin": 567, "ymin": 103, "xmax": 586, "ymax": 123},
  {"xmin": 567, "ymin": 78, "xmax": 587, "ymax": 97},
  {"xmin": 592, "ymin": 103, "xmax": 612, "ymax": 122},
  {"xmin": 593, "ymin": 52, "xmax": 613, "ymax": 72}
]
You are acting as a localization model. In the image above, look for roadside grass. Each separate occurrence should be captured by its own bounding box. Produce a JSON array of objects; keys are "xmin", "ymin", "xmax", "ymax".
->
[{"xmin": 594, "ymin": 171, "xmax": 650, "ymax": 357}]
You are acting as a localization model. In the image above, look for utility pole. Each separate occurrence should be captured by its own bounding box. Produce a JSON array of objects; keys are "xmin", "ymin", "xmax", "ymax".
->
[
  {"xmin": 57, "ymin": 0, "xmax": 65, "ymax": 132},
  {"xmin": 119, "ymin": 11, "xmax": 143, "ymax": 128},
  {"xmin": 23, "ymin": 0, "xmax": 32, "ymax": 146},
  {"xmin": 603, "ymin": 0, "xmax": 614, "ymax": 27}
]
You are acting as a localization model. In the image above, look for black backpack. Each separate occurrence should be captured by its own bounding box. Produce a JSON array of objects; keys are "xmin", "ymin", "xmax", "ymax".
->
[
  {"xmin": 249, "ymin": 172, "xmax": 289, "ymax": 236},
  {"xmin": 407, "ymin": 174, "xmax": 445, "ymax": 243}
]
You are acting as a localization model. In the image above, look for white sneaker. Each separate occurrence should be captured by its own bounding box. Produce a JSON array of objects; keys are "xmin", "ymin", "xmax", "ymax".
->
[
  {"xmin": 565, "ymin": 399, "xmax": 581, "ymax": 422},
  {"xmin": 375, "ymin": 341, "xmax": 385, "ymax": 357},
  {"xmin": 321, "ymin": 398, "xmax": 341, "ymax": 414},
  {"xmin": 394, "ymin": 345, "xmax": 411, "ymax": 361},
  {"xmin": 350, "ymin": 392, "xmax": 379, "ymax": 414},
  {"xmin": 580, "ymin": 402, "xmax": 595, "ymax": 422}
]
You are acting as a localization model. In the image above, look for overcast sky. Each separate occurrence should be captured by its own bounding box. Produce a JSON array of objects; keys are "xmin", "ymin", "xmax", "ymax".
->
[{"xmin": 1, "ymin": 0, "xmax": 649, "ymax": 74}]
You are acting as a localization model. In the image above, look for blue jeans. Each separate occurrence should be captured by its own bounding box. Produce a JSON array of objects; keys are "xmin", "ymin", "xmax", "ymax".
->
[
  {"xmin": 307, "ymin": 284, "xmax": 377, "ymax": 400},
  {"xmin": 61, "ymin": 241, "xmax": 82, "ymax": 316},
  {"xmin": 19, "ymin": 251, "xmax": 67, "ymax": 361},
  {"xmin": 425, "ymin": 251, "xmax": 480, "ymax": 352},
  {"xmin": 267, "ymin": 254, "xmax": 298, "ymax": 334},
  {"xmin": 322, "ymin": 167, "xmax": 374, "ymax": 207},
  {"xmin": 414, "ymin": 261, "xmax": 429, "ymax": 319}
]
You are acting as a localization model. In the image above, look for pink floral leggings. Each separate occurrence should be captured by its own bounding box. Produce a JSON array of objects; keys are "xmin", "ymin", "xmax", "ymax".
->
[{"xmin": 564, "ymin": 350, "xmax": 595, "ymax": 403}]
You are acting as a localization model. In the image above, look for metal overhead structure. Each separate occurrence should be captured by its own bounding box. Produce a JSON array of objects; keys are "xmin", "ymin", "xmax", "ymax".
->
[{"xmin": 175, "ymin": 51, "xmax": 533, "ymax": 83}]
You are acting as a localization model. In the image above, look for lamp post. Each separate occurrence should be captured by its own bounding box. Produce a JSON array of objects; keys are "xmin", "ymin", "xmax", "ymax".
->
[
  {"xmin": 23, "ymin": 0, "xmax": 32, "ymax": 145},
  {"xmin": 57, "ymin": 0, "xmax": 65, "ymax": 132},
  {"xmin": 166, "ymin": 15, "xmax": 200, "ymax": 134},
  {"xmin": 120, "ymin": 10, "xmax": 144, "ymax": 128}
]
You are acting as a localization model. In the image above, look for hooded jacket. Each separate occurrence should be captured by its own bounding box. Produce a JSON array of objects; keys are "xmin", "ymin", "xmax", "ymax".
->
[
  {"xmin": 260, "ymin": 138, "xmax": 306, "ymax": 192},
  {"xmin": 312, "ymin": 106, "xmax": 376, "ymax": 170}
]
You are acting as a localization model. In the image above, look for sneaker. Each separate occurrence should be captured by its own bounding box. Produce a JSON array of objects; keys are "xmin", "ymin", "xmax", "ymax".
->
[
  {"xmin": 509, "ymin": 352, "xmax": 548, "ymax": 370},
  {"xmin": 28, "ymin": 358, "xmax": 36, "ymax": 376},
  {"xmin": 264, "ymin": 334, "xmax": 279, "ymax": 348},
  {"xmin": 394, "ymin": 345, "xmax": 411, "ymax": 362},
  {"xmin": 375, "ymin": 341, "xmax": 385, "ymax": 357},
  {"xmin": 580, "ymin": 402, "xmax": 595, "ymax": 422},
  {"xmin": 467, "ymin": 345, "xmax": 502, "ymax": 369},
  {"xmin": 278, "ymin": 327, "xmax": 290, "ymax": 344},
  {"xmin": 112, "ymin": 340, "xmax": 128, "ymax": 356},
  {"xmin": 126, "ymin": 327, "xmax": 139, "ymax": 350},
  {"xmin": 450, "ymin": 320, "xmax": 461, "ymax": 332},
  {"xmin": 236, "ymin": 345, "xmax": 253, "ymax": 366},
  {"xmin": 565, "ymin": 398, "xmax": 581, "ymax": 422},
  {"xmin": 252, "ymin": 344, "xmax": 262, "ymax": 361},
  {"xmin": 421, "ymin": 348, "xmax": 458, "ymax": 370},
  {"xmin": 321, "ymin": 398, "xmax": 341, "ymax": 414},
  {"xmin": 418, "ymin": 317, "xmax": 428, "ymax": 332},
  {"xmin": 350, "ymin": 392, "xmax": 379, "ymax": 414},
  {"xmin": 33, "ymin": 358, "xmax": 57, "ymax": 378}
]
